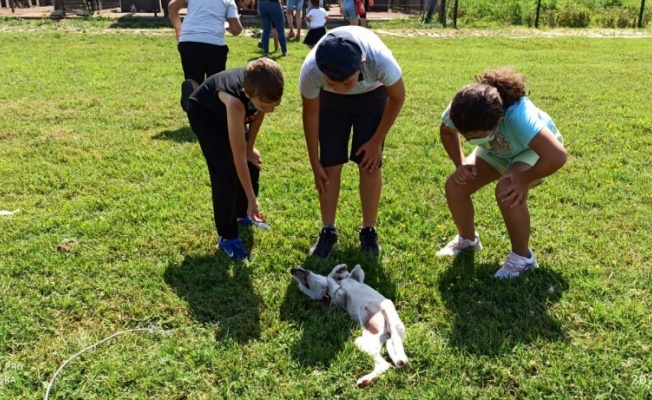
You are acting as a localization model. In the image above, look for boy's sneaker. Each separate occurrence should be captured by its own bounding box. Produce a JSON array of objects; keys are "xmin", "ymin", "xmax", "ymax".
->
[
  {"xmin": 238, "ymin": 215, "xmax": 270, "ymax": 230},
  {"xmin": 218, "ymin": 237, "xmax": 250, "ymax": 261},
  {"xmin": 494, "ymin": 250, "xmax": 538, "ymax": 279},
  {"xmin": 359, "ymin": 227, "xmax": 380, "ymax": 255},
  {"xmin": 436, "ymin": 232, "xmax": 482, "ymax": 256},
  {"xmin": 180, "ymin": 79, "xmax": 197, "ymax": 112},
  {"xmin": 308, "ymin": 227, "xmax": 338, "ymax": 259}
]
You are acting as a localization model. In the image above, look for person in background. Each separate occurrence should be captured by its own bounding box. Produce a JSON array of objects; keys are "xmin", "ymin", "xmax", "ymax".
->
[
  {"xmin": 168, "ymin": 0, "xmax": 243, "ymax": 85},
  {"xmin": 303, "ymin": 0, "xmax": 328, "ymax": 49},
  {"xmin": 339, "ymin": 0, "xmax": 358, "ymax": 25},
  {"xmin": 285, "ymin": 0, "xmax": 304, "ymax": 40},
  {"xmin": 259, "ymin": 0, "xmax": 288, "ymax": 57},
  {"xmin": 437, "ymin": 67, "xmax": 567, "ymax": 279},
  {"xmin": 357, "ymin": 0, "xmax": 373, "ymax": 27}
]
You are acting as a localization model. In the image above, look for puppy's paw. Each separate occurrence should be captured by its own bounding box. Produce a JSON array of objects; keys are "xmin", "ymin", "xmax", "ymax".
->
[
  {"xmin": 330, "ymin": 263, "xmax": 349, "ymax": 280},
  {"xmin": 356, "ymin": 377, "xmax": 372, "ymax": 388}
]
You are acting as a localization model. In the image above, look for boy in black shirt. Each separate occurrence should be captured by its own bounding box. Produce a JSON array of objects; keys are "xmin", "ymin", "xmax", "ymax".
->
[{"xmin": 181, "ymin": 58, "xmax": 285, "ymax": 260}]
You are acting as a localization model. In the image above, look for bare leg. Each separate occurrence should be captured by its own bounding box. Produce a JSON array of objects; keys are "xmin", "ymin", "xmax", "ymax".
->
[
  {"xmin": 319, "ymin": 164, "xmax": 343, "ymax": 225},
  {"xmin": 295, "ymin": 11, "xmax": 302, "ymax": 38},
  {"xmin": 272, "ymin": 28, "xmax": 279, "ymax": 52},
  {"xmin": 360, "ymin": 17, "xmax": 367, "ymax": 27},
  {"xmin": 359, "ymin": 166, "xmax": 382, "ymax": 228},
  {"xmin": 495, "ymin": 162, "xmax": 541, "ymax": 258},
  {"xmin": 286, "ymin": 10, "xmax": 295, "ymax": 37},
  {"xmin": 444, "ymin": 155, "xmax": 500, "ymax": 240},
  {"xmin": 349, "ymin": 17, "xmax": 359, "ymax": 25}
]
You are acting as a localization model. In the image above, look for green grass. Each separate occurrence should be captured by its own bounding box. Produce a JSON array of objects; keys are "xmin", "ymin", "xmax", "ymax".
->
[{"xmin": 1, "ymin": 21, "xmax": 652, "ymax": 399}]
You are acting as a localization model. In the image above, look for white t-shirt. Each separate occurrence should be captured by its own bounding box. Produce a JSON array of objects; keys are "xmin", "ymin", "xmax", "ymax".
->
[
  {"xmin": 307, "ymin": 7, "xmax": 328, "ymax": 28},
  {"xmin": 299, "ymin": 26, "xmax": 403, "ymax": 99},
  {"xmin": 180, "ymin": 0, "xmax": 238, "ymax": 46}
]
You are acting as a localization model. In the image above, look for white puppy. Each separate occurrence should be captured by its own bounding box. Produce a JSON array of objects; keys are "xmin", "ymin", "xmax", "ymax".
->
[{"xmin": 290, "ymin": 264, "xmax": 407, "ymax": 387}]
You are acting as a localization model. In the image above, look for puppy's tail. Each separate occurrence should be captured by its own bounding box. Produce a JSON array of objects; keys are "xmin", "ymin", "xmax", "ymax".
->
[{"xmin": 380, "ymin": 299, "xmax": 407, "ymax": 367}]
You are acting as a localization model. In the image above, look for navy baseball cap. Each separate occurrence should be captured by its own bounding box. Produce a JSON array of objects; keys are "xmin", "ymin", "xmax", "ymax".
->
[{"xmin": 315, "ymin": 32, "xmax": 366, "ymax": 81}]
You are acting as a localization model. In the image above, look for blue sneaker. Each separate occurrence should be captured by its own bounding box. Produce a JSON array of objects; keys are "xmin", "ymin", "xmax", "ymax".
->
[
  {"xmin": 217, "ymin": 237, "xmax": 250, "ymax": 261},
  {"xmin": 238, "ymin": 215, "xmax": 270, "ymax": 230}
]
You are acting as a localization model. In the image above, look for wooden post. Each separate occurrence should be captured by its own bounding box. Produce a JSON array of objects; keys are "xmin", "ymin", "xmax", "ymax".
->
[
  {"xmin": 452, "ymin": 0, "xmax": 458, "ymax": 28},
  {"xmin": 440, "ymin": 0, "xmax": 446, "ymax": 27},
  {"xmin": 535, "ymin": 0, "xmax": 541, "ymax": 28},
  {"xmin": 638, "ymin": 0, "xmax": 646, "ymax": 28}
]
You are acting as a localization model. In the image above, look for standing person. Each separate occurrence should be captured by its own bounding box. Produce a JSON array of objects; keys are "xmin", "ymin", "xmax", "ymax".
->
[
  {"xmin": 168, "ymin": 0, "xmax": 243, "ymax": 85},
  {"xmin": 259, "ymin": 0, "xmax": 288, "ymax": 57},
  {"xmin": 437, "ymin": 67, "xmax": 567, "ymax": 279},
  {"xmin": 299, "ymin": 26, "xmax": 405, "ymax": 258},
  {"xmin": 303, "ymin": 0, "xmax": 328, "ymax": 49},
  {"xmin": 179, "ymin": 59, "xmax": 285, "ymax": 260},
  {"xmin": 358, "ymin": 0, "xmax": 373, "ymax": 27},
  {"xmin": 339, "ymin": 0, "xmax": 358, "ymax": 25},
  {"xmin": 285, "ymin": 0, "xmax": 303, "ymax": 40},
  {"xmin": 258, "ymin": 20, "xmax": 280, "ymax": 53}
]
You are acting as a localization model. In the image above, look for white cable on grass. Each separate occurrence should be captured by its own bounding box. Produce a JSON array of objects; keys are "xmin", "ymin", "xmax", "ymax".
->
[{"xmin": 44, "ymin": 323, "xmax": 174, "ymax": 400}]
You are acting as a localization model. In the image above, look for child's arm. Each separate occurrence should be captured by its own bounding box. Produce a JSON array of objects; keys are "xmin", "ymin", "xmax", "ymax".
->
[
  {"xmin": 246, "ymin": 112, "xmax": 266, "ymax": 169},
  {"xmin": 439, "ymin": 122, "xmax": 477, "ymax": 184},
  {"xmin": 218, "ymin": 91, "xmax": 263, "ymax": 219},
  {"xmin": 498, "ymin": 126, "xmax": 567, "ymax": 207},
  {"xmin": 167, "ymin": 0, "xmax": 188, "ymax": 42},
  {"xmin": 302, "ymin": 95, "xmax": 329, "ymax": 194}
]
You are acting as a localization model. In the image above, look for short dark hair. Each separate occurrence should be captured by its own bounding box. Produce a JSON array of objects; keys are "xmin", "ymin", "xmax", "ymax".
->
[
  {"xmin": 243, "ymin": 58, "xmax": 284, "ymax": 102},
  {"xmin": 310, "ymin": 0, "xmax": 320, "ymax": 7}
]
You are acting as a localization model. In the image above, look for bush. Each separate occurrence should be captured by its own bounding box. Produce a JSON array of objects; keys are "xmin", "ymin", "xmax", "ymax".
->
[
  {"xmin": 557, "ymin": 5, "xmax": 592, "ymax": 27},
  {"xmin": 596, "ymin": 7, "xmax": 636, "ymax": 28}
]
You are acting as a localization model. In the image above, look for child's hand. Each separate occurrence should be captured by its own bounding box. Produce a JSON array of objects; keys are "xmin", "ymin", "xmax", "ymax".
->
[
  {"xmin": 497, "ymin": 171, "xmax": 529, "ymax": 208},
  {"xmin": 356, "ymin": 139, "xmax": 382, "ymax": 172},
  {"xmin": 452, "ymin": 164, "xmax": 477, "ymax": 184},
  {"xmin": 312, "ymin": 164, "xmax": 330, "ymax": 195},
  {"xmin": 247, "ymin": 147, "xmax": 262, "ymax": 170},
  {"xmin": 248, "ymin": 199, "xmax": 265, "ymax": 222}
]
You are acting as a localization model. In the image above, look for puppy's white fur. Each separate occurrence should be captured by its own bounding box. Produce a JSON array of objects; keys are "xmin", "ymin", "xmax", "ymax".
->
[{"xmin": 291, "ymin": 264, "xmax": 407, "ymax": 387}]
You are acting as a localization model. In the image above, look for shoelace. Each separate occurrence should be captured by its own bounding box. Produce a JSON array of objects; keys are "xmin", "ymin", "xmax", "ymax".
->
[{"xmin": 503, "ymin": 253, "xmax": 528, "ymax": 272}]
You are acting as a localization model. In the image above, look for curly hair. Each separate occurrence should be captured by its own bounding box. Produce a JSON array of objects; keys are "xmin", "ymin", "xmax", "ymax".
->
[{"xmin": 449, "ymin": 67, "xmax": 527, "ymax": 134}]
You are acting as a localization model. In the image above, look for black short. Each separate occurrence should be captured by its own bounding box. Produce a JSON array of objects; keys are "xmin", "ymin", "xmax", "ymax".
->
[
  {"xmin": 303, "ymin": 27, "xmax": 326, "ymax": 46},
  {"xmin": 318, "ymin": 86, "xmax": 388, "ymax": 167}
]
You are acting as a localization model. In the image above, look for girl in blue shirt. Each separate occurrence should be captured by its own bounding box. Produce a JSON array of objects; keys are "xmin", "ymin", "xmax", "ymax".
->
[{"xmin": 437, "ymin": 67, "xmax": 567, "ymax": 279}]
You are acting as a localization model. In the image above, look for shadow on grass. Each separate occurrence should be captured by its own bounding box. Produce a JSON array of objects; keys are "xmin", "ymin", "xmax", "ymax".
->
[
  {"xmin": 152, "ymin": 127, "xmax": 197, "ymax": 143},
  {"xmin": 438, "ymin": 252, "xmax": 569, "ymax": 356},
  {"xmin": 163, "ymin": 252, "xmax": 262, "ymax": 343},
  {"xmin": 279, "ymin": 245, "xmax": 397, "ymax": 367},
  {"xmin": 108, "ymin": 16, "xmax": 172, "ymax": 29}
]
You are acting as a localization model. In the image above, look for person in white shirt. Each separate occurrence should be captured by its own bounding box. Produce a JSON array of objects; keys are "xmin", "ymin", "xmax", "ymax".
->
[
  {"xmin": 168, "ymin": 0, "xmax": 243, "ymax": 84},
  {"xmin": 303, "ymin": 0, "xmax": 328, "ymax": 48}
]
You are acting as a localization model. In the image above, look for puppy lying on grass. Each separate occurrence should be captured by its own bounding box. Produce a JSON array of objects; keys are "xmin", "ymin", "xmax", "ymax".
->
[{"xmin": 290, "ymin": 263, "xmax": 407, "ymax": 387}]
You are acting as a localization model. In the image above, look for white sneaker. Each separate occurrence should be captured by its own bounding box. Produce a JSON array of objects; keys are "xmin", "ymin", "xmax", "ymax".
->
[
  {"xmin": 495, "ymin": 249, "xmax": 538, "ymax": 279},
  {"xmin": 436, "ymin": 232, "xmax": 482, "ymax": 256}
]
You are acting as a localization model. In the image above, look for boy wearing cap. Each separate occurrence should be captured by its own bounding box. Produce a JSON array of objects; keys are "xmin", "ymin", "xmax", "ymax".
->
[
  {"xmin": 299, "ymin": 26, "xmax": 405, "ymax": 258},
  {"xmin": 180, "ymin": 58, "xmax": 285, "ymax": 261}
]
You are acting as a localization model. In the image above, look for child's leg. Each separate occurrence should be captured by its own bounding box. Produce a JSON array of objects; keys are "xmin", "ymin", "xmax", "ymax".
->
[
  {"xmin": 495, "ymin": 162, "xmax": 538, "ymax": 258},
  {"xmin": 187, "ymin": 112, "xmax": 240, "ymax": 240},
  {"xmin": 444, "ymin": 154, "xmax": 500, "ymax": 240},
  {"xmin": 272, "ymin": 28, "xmax": 279, "ymax": 52}
]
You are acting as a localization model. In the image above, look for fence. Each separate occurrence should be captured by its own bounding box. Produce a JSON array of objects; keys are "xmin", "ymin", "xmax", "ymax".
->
[{"xmin": 0, "ymin": 0, "xmax": 648, "ymax": 28}]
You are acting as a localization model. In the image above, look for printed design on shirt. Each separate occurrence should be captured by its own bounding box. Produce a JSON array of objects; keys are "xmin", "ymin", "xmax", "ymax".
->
[
  {"xmin": 244, "ymin": 101, "xmax": 259, "ymax": 124},
  {"xmin": 486, "ymin": 130, "xmax": 514, "ymax": 156}
]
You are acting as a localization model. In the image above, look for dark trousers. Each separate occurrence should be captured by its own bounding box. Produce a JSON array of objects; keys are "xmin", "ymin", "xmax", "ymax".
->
[
  {"xmin": 186, "ymin": 104, "xmax": 260, "ymax": 240},
  {"xmin": 178, "ymin": 41, "xmax": 229, "ymax": 85}
]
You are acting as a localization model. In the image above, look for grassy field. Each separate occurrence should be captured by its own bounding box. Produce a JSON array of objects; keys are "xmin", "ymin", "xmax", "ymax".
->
[{"xmin": 1, "ymin": 20, "xmax": 652, "ymax": 399}]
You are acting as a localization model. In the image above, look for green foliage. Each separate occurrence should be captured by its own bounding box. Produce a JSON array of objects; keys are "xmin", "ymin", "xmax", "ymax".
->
[
  {"xmin": 557, "ymin": 4, "xmax": 593, "ymax": 26},
  {"xmin": 1, "ymin": 20, "xmax": 652, "ymax": 399}
]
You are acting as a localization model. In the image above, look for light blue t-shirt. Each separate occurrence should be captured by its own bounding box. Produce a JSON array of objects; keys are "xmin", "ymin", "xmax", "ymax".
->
[
  {"xmin": 179, "ymin": 0, "xmax": 238, "ymax": 46},
  {"xmin": 441, "ymin": 97, "xmax": 562, "ymax": 160}
]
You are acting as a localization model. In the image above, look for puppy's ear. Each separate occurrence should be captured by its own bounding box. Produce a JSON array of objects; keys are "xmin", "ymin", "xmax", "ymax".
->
[
  {"xmin": 349, "ymin": 264, "xmax": 365, "ymax": 283},
  {"xmin": 290, "ymin": 267, "xmax": 310, "ymax": 288}
]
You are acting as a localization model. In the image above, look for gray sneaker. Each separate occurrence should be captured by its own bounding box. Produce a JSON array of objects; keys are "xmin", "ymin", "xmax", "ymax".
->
[
  {"xmin": 436, "ymin": 232, "xmax": 482, "ymax": 256},
  {"xmin": 494, "ymin": 249, "xmax": 538, "ymax": 279}
]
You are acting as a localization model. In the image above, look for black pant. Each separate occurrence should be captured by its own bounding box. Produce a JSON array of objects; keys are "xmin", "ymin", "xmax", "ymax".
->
[
  {"xmin": 178, "ymin": 41, "xmax": 229, "ymax": 85},
  {"xmin": 186, "ymin": 104, "xmax": 260, "ymax": 240}
]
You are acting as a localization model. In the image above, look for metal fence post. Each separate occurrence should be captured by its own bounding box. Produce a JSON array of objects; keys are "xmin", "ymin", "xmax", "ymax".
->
[
  {"xmin": 453, "ymin": 0, "xmax": 458, "ymax": 28},
  {"xmin": 639, "ymin": 0, "xmax": 646, "ymax": 28},
  {"xmin": 441, "ymin": 0, "xmax": 446, "ymax": 27},
  {"xmin": 535, "ymin": 0, "xmax": 541, "ymax": 28}
]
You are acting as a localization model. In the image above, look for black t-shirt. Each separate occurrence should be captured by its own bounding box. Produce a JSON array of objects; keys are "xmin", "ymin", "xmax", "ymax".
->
[{"xmin": 189, "ymin": 68, "xmax": 259, "ymax": 125}]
